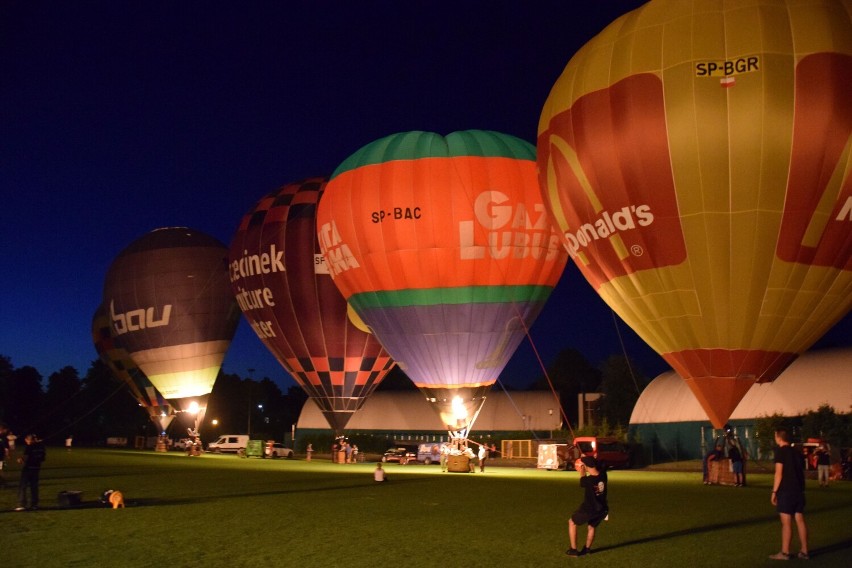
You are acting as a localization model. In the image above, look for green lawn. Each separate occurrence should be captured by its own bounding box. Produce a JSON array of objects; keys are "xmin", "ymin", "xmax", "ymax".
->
[{"xmin": 1, "ymin": 449, "xmax": 849, "ymax": 567}]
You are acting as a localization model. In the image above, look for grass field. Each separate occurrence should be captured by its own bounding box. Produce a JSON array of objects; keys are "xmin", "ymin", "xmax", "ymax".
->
[{"xmin": 1, "ymin": 449, "xmax": 849, "ymax": 567}]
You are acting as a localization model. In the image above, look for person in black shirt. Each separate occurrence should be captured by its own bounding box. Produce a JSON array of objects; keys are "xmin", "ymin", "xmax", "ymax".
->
[
  {"xmin": 770, "ymin": 429, "xmax": 808, "ymax": 560},
  {"xmin": 0, "ymin": 423, "xmax": 10, "ymax": 488},
  {"xmin": 566, "ymin": 456, "xmax": 608, "ymax": 557},
  {"xmin": 728, "ymin": 441, "xmax": 744, "ymax": 486},
  {"xmin": 15, "ymin": 433, "xmax": 46, "ymax": 511}
]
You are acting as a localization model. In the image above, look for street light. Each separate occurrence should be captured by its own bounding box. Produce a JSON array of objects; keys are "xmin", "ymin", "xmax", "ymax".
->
[{"xmin": 247, "ymin": 368, "xmax": 255, "ymax": 437}]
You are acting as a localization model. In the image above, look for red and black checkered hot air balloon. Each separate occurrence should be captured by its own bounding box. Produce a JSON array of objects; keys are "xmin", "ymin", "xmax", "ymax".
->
[
  {"xmin": 538, "ymin": 0, "xmax": 852, "ymax": 428},
  {"xmin": 229, "ymin": 178, "xmax": 394, "ymax": 433},
  {"xmin": 92, "ymin": 304, "xmax": 176, "ymax": 437},
  {"xmin": 103, "ymin": 227, "xmax": 240, "ymax": 433}
]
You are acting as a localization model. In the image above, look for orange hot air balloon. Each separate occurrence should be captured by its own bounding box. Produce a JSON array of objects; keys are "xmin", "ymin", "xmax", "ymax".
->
[
  {"xmin": 103, "ymin": 227, "xmax": 240, "ymax": 432},
  {"xmin": 92, "ymin": 304, "xmax": 176, "ymax": 436},
  {"xmin": 228, "ymin": 178, "xmax": 394, "ymax": 433},
  {"xmin": 318, "ymin": 130, "xmax": 568, "ymax": 435},
  {"xmin": 538, "ymin": 0, "xmax": 852, "ymax": 428}
]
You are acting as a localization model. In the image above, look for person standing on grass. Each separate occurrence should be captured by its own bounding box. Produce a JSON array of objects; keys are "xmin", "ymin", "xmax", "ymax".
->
[
  {"xmin": 815, "ymin": 444, "xmax": 830, "ymax": 487},
  {"xmin": 16, "ymin": 433, "xmax": 46, "ymax": 511},
  {"xmin": 566, "ymin": 456, "xmax": 608, "ymax": 557},
  {"xmin": 478, "ymin": 443, "xmax": 487, "ymax": 472},
  {"xmin": 728, "ymin": 440, "xmax": 744, "ymax": 486},
  {"xmin": 703, "ymin": 444, "xmax": 722, "ymax": 484},
  {"xmin": 770, "ymin": 428, "xmax": 809, "ymax": 560},
  {"xmin": 0, "ymin": 423, "xmax": 10, "ymax": 488}
]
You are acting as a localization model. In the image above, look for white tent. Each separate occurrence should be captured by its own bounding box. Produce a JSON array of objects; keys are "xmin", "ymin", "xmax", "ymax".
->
[
  {"xmin": 630, "ymin": 348, "xmax": 852, "ymax": 425},
  {"xmin": 297, "ymin": 390, "xmax": 563, "ymax": 432}
]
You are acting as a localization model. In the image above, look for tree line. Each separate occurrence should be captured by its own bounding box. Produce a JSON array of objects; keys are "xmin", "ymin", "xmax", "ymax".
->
[
  {"xmin": 0, "ymin": 355, "xmax": 307, "ymax": 446},
  {"xmin": 0, "ymin": 347, "xmax": 648, "ymax": 446}
]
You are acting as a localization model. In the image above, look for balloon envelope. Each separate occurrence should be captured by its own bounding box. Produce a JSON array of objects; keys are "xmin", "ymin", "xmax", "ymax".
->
[
  {"xmin": 538, "ymin": 0, "xmax": 852, "ymax": 428},
  {"xmin": 318, "ymin": 130, "xmax": 568, "ymax": 432},
  {"xmin": 103, "ymin": 227, "xmax": 240, "ymax": 425},
  {"xmin": 92, "ymin": 304, "xmax": 175, "ymax": 434},
  {"xmin": 228, "ymin": 178, "xmax": 394, "ymax": 432}
]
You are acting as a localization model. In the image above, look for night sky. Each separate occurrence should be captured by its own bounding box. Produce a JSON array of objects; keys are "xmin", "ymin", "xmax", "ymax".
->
[{"xmin": 2, "ymin": 1, "xmax": 849, "ymax": 392}]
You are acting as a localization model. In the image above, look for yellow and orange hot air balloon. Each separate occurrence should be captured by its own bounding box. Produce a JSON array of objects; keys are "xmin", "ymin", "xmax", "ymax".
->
[
  {"xmin": 318, "ymin": 130, "xmax": 568, "ymax": 436},
  {"xmin": 538, "ymin": 0, "xmax": 852, "ymax": 428}
]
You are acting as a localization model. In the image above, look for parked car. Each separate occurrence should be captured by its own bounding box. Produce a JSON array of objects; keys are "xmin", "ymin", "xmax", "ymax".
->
[
  {"xmin": 208, "ymin": 434, "xmax": 250, "ymax": 453},
  {"xmin": 572, "ymin": 436, "xmax": 630, "ymax": 469},
  {"xmin": 265, "ymin": 442, "xmax": 294, "ymax": 459},
  {"xmin": 417, "ymin": 443, "xmax": 447, "ymax": 465},
  {"xmin": 173, "ymin": 438, "xmax": 195, "ymax": 451},
  {"xmin": 382, "ymin": 447, "xmax": 417, "ymax": 464}
]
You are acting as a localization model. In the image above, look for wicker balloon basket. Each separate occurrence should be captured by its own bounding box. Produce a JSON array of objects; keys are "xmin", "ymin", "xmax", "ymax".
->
[{"xmin": 447, "ymin": 454, "xmax": 472, "ymax": 473}]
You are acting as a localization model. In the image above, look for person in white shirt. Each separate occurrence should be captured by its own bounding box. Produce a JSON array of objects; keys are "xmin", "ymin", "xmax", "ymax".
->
[{"xmin": 374, "ymin": 462, "xmax": 388, "ymax": 482}]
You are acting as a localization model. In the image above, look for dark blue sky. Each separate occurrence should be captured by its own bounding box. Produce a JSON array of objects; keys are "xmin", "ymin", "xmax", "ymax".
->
[{"xmin": 2, "ymin": 1, "xmax": 849, "ymax": 391}]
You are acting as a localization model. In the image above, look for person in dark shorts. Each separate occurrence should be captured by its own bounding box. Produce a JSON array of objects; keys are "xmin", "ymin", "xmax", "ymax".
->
[
  {"xmin": 16, "ymin": 433, "xmax": 46, "ymax": 511},
  {"xmin": 770, "ymin": 428, "xmax": 808, "ymax": 560},
  {"xmin": 728, "ymin": 440, "xmax": 744, "ymax": 486},
  {"xmin": 566, "ymin": 456, "xmax": 608, "ymax": 557}
]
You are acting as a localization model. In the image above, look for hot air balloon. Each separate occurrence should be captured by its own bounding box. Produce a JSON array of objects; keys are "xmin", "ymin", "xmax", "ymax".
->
[
  {"xmin": 317, "ymin": 130, "xmax": 568, "ymax": 437},
  {"xmin": 228, "ymin": 178, "xmax": 394, "ymax": 433},
  {"xmin": 102, "ymin": 227, "xmax": 240, "ymax": 433},
  {"xmin": 538, "ymin": 0, "xmax": 852, "ymax": 428},
  {"xmin": 92, "ymin": 304, "xmax": 176, "ymax": 442}
]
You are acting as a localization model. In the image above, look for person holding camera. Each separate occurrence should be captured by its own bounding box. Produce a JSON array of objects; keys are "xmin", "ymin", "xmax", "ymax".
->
[
  {"xmin": 566, "ymin": 456, "xmax": 608, "ymax": 557},
  {"xmin": 16, "ymin": 433, "xmax": 46, "ymax": 511}
]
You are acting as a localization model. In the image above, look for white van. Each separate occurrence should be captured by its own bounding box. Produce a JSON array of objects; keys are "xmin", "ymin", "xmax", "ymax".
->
[{"xmin": 208, "ymin": 434, "xmax": 249, "ymax": 453}]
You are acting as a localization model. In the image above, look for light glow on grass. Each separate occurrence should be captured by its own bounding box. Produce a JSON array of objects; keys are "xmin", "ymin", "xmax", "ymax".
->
[{"xmin": 2, "ymin": 449, "xmax": 849, "ymax": 567}]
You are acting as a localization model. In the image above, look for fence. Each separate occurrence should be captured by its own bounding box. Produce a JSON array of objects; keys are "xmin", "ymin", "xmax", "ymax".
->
[{"xmin": 501, "ymin": 439, "xmax": 537, "ymax": 459}]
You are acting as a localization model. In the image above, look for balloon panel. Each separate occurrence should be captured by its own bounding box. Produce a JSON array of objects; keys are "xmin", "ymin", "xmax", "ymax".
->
[
  {"xmin": 538, "ymin": 0, "xmax": 852, "ymax": 427},
  {"xmin": 350, "ymin": 289, "xmax": 552, "ymax": 389},
  {"xmin": 318, "ymin": 130, "xmax": 568, "ymax": 396},
  {"xmin": 92, "ymin": 304, "xmax": 171, "ymax": 408},
  {"xmin": 229, "ymin": 178, "xmax": 394, "ymax": 430},
  {"xmin": 103, "ymin": 228, "xmax": 239, "ymax": 400}
]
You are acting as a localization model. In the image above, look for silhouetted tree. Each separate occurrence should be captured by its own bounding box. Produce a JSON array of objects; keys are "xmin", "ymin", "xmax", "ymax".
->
[
  {"xmin": 530, "ymin": 348, "xmax": 600, "ymax": 427},
  {"xmin": 597, "ymin": 354, "xmax": 647, "ymax": 427},
  {"xmin": 42, "ymin": 366, "xmax": 82, "ymax": 441},
  {"xmin": 75, "ymin": 359, "xmax": 145, "ymax": 444},
  {"xmin": 4, "ymin": 365, "xmax": 44, "ymax": 434},
  {"xmin": 0, "ymin": 354, "xmax": 13, "ymax": 423},
  {"xmin": 802, "ymin": 404, "xmax": 848, "ymax": 447},
  {"xmin": 205, "ymin": 371, "xmax": 246, "ymax": 439}
]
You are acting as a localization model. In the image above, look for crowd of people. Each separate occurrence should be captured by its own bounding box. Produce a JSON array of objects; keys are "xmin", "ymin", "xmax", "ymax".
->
[{"xmin": 331, "ymin": 439, "xmax": 360, "ymax": 463}]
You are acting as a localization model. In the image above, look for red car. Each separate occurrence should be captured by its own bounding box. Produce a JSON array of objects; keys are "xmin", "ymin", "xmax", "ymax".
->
[
  {"xmin": 572, "ymin": 436, "xmax": 631, "ymax": 469},
  {"xmin": 382, "ymin": 447, "xmax": 417, "ymax": 465}
]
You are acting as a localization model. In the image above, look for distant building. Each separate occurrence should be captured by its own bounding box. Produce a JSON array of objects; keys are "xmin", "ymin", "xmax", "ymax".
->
[
  {"xmin": 629, "ymin": 348, "xmax": 851, "ymax": 461},
  {"xmin": 296, "ymin": 390, "xmax": 562, "ymax": 443}
]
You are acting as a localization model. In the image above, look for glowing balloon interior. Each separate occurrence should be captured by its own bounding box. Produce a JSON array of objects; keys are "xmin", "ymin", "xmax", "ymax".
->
[
  {"xmin": 92, "ymin": 304, "xmax": 175, "ymax": 434},
  {"xmin": 538, "ymin": 0, "xmax": 852, "ymax": 428},
  {"xmin": 318, "ymin": 130, "xmax": 568, "ymax": 434}
]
